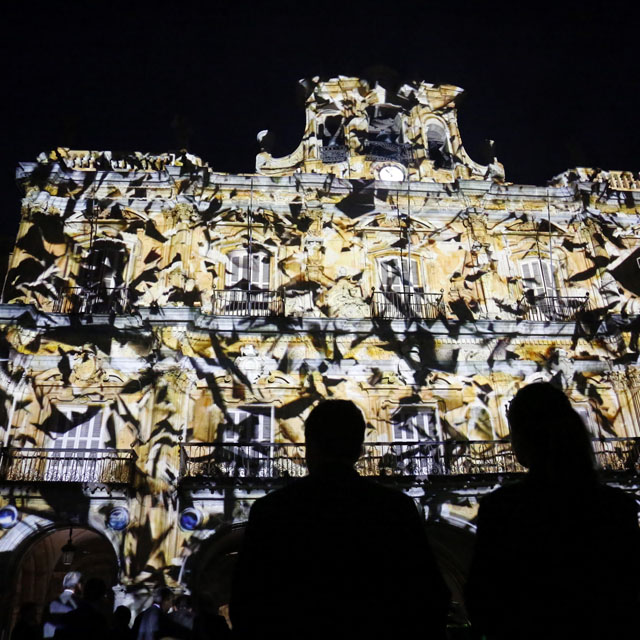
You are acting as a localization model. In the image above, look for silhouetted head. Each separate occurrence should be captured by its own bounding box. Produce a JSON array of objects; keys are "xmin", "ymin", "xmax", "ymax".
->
[
  {"xmin": 507, "ymin": 382, "xmax": 596, "ymax": 482},
  {"xmin": 153, "ymin": 586, "xmax": 174, "ymax": 612},
  {"xmin": 83, "ymin": 578, "xmax": 106, "ymax": 604},
  {"xmin": 113, "ymin": 605, "xmax": 131, "ymax": 627},
  {"xmin": 62, "ymin": 571, "xmax": 83, "ymax": 593},
  {"xmin": 305, "ymin": 400, "xmax": 366, "ymax": 473}
]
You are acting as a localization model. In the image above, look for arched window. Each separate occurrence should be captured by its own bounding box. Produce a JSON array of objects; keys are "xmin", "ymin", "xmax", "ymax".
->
[{"xmin": 425, "ymin": 121, "xmax": 454, "ymax": 170}]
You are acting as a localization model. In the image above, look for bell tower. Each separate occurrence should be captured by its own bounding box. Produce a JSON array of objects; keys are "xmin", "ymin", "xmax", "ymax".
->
[{"xmin": 256, "ymin": 76, "xmax": 504, "ymax": 183}]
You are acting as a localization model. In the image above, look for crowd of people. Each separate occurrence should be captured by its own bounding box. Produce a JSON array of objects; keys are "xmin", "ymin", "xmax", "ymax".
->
[
  {"xmin": 13, "ymin": 580, "xmax": 229, "ymax": 640},
  {"xmin": 10, "ymin": 386, "xmax": 640, "ymax": 640}
]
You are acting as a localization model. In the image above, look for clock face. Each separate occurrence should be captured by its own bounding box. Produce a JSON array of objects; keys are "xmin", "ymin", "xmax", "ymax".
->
[{"xmin": 377, "ymin": 164, "xmax": 405, "ymax": 182}]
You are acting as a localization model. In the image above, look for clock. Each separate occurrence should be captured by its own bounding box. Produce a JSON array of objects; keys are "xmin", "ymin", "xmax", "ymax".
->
[{"xmin": 375, "ymin": 163, "xmax": 405, "ymax": 182}]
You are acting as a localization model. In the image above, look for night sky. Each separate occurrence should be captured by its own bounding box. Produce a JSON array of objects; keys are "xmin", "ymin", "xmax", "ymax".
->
[{"xmin": 3, "ymin": 1, "xmax": 639, "ymax": 236}]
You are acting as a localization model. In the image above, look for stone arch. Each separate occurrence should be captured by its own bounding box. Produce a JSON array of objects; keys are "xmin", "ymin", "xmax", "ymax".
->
[
  {"xmin": 0, "ymin": 519, "xmax": 120, "ymax": 635},
  {"xmin": 182, "ymin": 523, "xmax": 247, "ymax": 624}
]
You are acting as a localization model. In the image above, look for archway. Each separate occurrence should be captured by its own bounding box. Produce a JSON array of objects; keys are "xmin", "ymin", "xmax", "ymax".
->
[
  {"xmin": 183, "ymin": 524, "xmax": 246, "ymax": 626},
  {"xmin": 6, "ymin": 526, "xmax": 118, "ymax": 636}
]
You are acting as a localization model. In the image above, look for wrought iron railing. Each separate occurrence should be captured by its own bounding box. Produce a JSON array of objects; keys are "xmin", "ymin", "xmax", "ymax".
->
[
  {"xmin": 521, "ymin": 294, "xmax": 589, "ymax": 321},
  {"xmin": 371, "ymin": 290, "xmax": 444, "ymax": 320},
  {"xmin": 180, "ymin": 438, "xmax": 640, "ymax": 481},
  {"xmin": 0, "ymin": 448, "xmax": 137, "ymax": 483},
  {"xmin": 320, "ymin": 145, "xmax": 349, "ymax": 163},
  {"xmin": 591, "ymin": 437, "xmax": 640, "ymax": 472},
  {"xmin": 55, "ymin": 286, "xmax": 132, "ymax": 314},
  {"xmin": 364, "ymin": 141, "xmax": 412, "ymax": 163},
  {"xmin": 209, "ymin": 290, "xmax": 284, "ymax": 317}
]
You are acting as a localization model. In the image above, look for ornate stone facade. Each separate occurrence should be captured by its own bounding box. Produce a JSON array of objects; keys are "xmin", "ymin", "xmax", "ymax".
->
[{"xmin": 0, "ymin": 77, "xmax": 638, "ymax": 631}]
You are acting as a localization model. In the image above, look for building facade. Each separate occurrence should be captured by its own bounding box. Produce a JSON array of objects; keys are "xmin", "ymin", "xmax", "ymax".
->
[{"xmin": 0, "ymin": 76, "xmax": 639, "ymax": 632}]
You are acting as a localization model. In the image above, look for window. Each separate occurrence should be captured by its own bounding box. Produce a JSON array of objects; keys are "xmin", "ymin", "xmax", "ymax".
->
[
  {"xmin": 425, "ymin": 121, "xmax": 454, "ymax": 170},
  {"xmin": 226, "ymin": 250, "xmax": 271, "ymax": 290},
  {"xmin": 224, "ymin": 406, "xmax": 273, "ymax": 443},
  {"xmin": 386, "ymin": 405, "xmax": 440, "ymax": 476},
  {"xmin": 222, "ymin": 406, "xmax": 274, "ymax": 477},
  {"xmin": 391, "ymin": 405, "xmax": 439, "ymax": 442},
  {"xmin": 520, "ymin": 258, "xmax": 557, "ymax": 297},
  {"xmin": 68, "ymin": 240, "xmax": 130, "ymax": 313},
  {"xmin": 373, "ymin": 256, "xmax": 441, "ymax": 319},
  {"xmin": 378, "ymin": 256, "xmax": 420, "ymax": 293},
  {"xmin": 45, "ymin": 406, "xmax": 108, "ymax": 482}
]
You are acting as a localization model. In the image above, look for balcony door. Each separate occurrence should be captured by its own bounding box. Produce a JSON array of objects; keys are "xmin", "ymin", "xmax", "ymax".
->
[
  {"xmin": 223, "ymin": 406, "xmax": 273, "ymax": 477},
  {"xmin": 520, "ymin": 258, "xmax": 557, "ymax": 298},
  {"xmin": 375, "ymin": 256, "xmax": 431, "ymax": 318},
  {"xmin": 390, "ymin": 405, "xmax": 439, "ymax": 475},
  {"xmin": 46, "ymin": 407, "xmax": 107, "ymax": 481},
  {"xmin": 217, "ymin": 250, "xmax": 274, "ymax": 316},
  {"xmin": 226, "ymin": 251, "xmax": 270, "ymax": 291},
  {"xmin": 72, "ymin": 240, "xmax": 129, "ymax": 313}
]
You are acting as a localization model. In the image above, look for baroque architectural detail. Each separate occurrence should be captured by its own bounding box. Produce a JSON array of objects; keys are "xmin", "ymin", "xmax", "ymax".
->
[{"xmin": 0, "ymin": 76, "xmax": 638, "ymax": 630}]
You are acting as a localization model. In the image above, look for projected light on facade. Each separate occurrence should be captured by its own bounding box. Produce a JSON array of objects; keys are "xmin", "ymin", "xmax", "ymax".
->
[{"xmin": 0, "ymin": 77, "xmax": 638, "ymax": 629}]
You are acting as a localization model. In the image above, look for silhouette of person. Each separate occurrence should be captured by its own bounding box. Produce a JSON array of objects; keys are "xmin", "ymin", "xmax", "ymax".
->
[
  {"xmin": 43, "ymin": 571, "xmax": 82, "ymax": 639},
  {"xmin": 112, "ymin": 606, "xmax": 135, "ymax": 640},
  {"xmin": 52, "ymin": 578, "xmax": 109, "ymax": 640},
  {"xmin": 230, "ymin": 399, "xmax": 450, "ymax": 639},
  {"xmin": 466, "ymin": 382, "xmax": 640, "ymax": 640},
  {"xmin": 133, "ymin": 587, "xmax": 187, "ymax": 640}
]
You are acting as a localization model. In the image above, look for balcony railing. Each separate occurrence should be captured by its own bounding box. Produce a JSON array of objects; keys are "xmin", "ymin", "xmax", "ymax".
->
[
  {"xmin": 209, "ymin": 289, "xmax": 284, "ymax": 317},
  {"xmin": 180, "ymin": 438, "xmax": 640, "ymax": 482},
  {"xmin": 364, "ymin": 141, "xmax": 412, "ymax": 164},
  {"xmin": 371, "ymin": 290, "xmax": 444, "ymax": 320},
  {"xmin": 0, "ymin": 448, "xmax": 137, "ymax": 484},
  {"xmin": 320, "ymin": 145, "xmax": 349, "ymax": 163},
  {"xmin": 55, "ymin": 286, "xmax": 132, "ymax": 314},
  {"xmin": 521, "ymin": 294, "xmax": 589, "ymax": 322}
]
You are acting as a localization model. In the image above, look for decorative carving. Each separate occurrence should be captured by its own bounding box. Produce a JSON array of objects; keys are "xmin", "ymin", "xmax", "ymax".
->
[{"xmin": 234, "ymin": 345, "xmax": 277, "ymax": 384}]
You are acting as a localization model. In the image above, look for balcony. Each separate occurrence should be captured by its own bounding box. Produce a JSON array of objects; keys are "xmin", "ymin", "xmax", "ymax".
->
[
  {"xmin": 0, "ymin": 448, "xmax": 137, "ymax": 484},
  {"xmin": 179, "ymin": 438, "xmax": 640, "ymax": 482},
  {"xmin": 371, "ymin": 290, "xmax": 444, "ymax": 320},
  {"xmin": 210, "ymin": 289, "xmax": 284, "ymax": 317},
  {"xmin": 520, "ymin": 294, "xmax": 589, "ymax": 322},
  {"xmin": 55, "ymin": 286, "xmax": 132, "ymax": 314},
  {"xmin": 364, "ymin": 141, "xmax": 412, "ymax": 164},
  {"xmin": 320, "ymin": 145, "xmax": 349, "ymax": 163}
]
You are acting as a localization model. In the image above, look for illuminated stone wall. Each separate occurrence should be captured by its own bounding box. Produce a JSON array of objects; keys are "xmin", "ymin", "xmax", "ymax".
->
[{"xmin": 0, "ymin": 77, "xmax": 638, "ymax": 621}]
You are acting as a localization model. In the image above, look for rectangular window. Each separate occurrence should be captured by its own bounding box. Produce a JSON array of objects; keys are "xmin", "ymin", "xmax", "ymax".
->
[
  {"xmin": 224, "ymin": 406, "xmax": 273, "ymax": 442},
  {"xmin": 226, "ymin": 252, "xmax": 271, "ymax": 290},
  {"xmin": 520, "ymin": 259, "xmax": 556, "ymax": 297},
  {"xmin": 47, "ymin": 407, "xmax": 106, "ymax": 449},
  {"xmin": 222, "ymin": 406, "xmax": 274, "ymax": 477},
  {"xmin": 391, "ymin": 405, "xmax": 439, "ymax": 441},
  {"xmin": 378, "ymin": 256, "xmax": 420, "ymax": 292},
  {"xmin": 45, "ymin": 406, "xmax": 108, "ymax": 482}
]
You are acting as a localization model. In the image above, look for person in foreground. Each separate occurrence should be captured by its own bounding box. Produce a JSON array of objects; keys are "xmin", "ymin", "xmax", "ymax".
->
[
  {"xmin": 230, "ymin": 399, "xmax": 450, "ymax": 639},
  {"xmin": 466, "ymin": 382, "xmax": 640, "ymax": 640}
]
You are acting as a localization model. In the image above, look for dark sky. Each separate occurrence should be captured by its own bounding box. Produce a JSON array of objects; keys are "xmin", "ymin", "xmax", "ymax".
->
[{"xmin": 3, "ymin": 1, "xmax": 639, "ymax": 235}]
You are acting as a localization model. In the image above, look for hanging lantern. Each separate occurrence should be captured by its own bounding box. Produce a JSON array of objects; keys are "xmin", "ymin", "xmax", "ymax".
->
[{"xmin": 61, "ymin": 528, "xmax": 76, "ymax": 566}]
